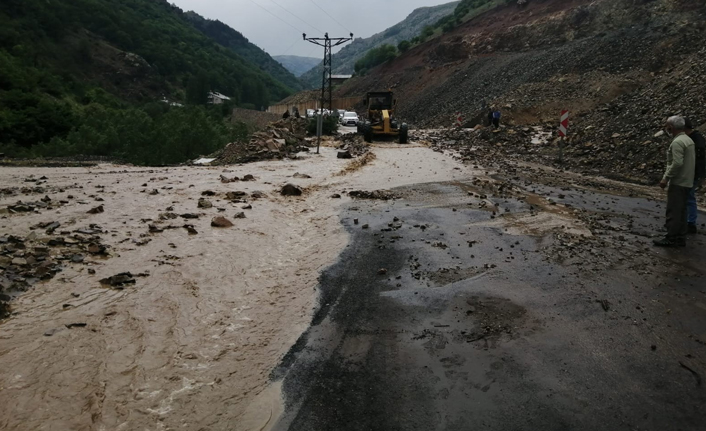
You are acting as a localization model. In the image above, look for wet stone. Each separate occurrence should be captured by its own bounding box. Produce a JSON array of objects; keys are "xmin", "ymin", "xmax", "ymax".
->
[
  {"xmin": 281, "ymin": 184, "xmax": 303, "ymax": 196},
  {"xmin": 87, "ymin": 205, "xmax": 104, "ymax": 214},
  {"xmin": 211, "ymin": 217, "xmax": 234, "ymax": 228},
  {"xmin": 100, "ymin": 272, "xmax": 136, "ymax": 289}
]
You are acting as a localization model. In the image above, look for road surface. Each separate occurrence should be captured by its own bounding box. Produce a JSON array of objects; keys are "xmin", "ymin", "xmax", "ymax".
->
[{"xmin": 270, "ymin": 144, "xmax": 706, "ymax": 430}]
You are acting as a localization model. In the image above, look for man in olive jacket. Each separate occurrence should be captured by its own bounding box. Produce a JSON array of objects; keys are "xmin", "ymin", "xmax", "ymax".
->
[
  {"xmin": 684, "ymin": 118, "xmax": 705, "ymax": 233},
  {"xmin": 654, "ymin": 116, "xmax": 696, "ymax": 247}
]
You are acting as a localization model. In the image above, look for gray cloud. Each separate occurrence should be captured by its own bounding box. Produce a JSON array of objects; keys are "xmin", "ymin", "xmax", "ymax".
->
[{"xmin": 170, "ymin": 0, "xmax": 454, "ymax": 57}]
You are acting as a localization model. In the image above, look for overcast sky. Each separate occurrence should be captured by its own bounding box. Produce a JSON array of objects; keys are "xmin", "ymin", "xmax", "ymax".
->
[{"xmin": 170, "ymin": 0, "xmax": 453, "ymax": 57}]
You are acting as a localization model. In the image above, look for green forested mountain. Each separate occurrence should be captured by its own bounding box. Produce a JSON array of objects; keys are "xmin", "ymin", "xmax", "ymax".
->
[
  {"xmin": 184, "ymin": 12, "xmax": 302, "ymax": 92},
  {"xmin": 0, "ymin": 0, "xmax": 295, "ymax": 164}
]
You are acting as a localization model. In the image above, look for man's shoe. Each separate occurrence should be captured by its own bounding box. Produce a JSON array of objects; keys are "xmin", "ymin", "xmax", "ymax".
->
[
  {"xmin": 653, "ymin": 237, "xmax": 684, "ymax": 247},
  {"xmin": 688, "ymin": 224, "xmax": 698, "ymax": 234}
]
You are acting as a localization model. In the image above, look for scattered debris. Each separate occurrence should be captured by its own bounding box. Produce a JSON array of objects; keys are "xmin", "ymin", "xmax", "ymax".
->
[
  {"xmin": 99, "ymin": 272, "xmax": 136, "ymax": 289},
  {"xmin": 596, "ymin": 299, "xmax": 610, "ymax": 312},
  {"xmin": 213, "ymin": 117, "xmax": 311, "ymax": 165},
  {"xmin": 349, "ymin": 190, "xmax": 397, "ymax": 200}
]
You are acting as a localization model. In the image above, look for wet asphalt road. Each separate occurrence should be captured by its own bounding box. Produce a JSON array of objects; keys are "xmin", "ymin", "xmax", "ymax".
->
[{"xmin": 271, "ymin": 178, "xmax": 706, "ymax": 431}]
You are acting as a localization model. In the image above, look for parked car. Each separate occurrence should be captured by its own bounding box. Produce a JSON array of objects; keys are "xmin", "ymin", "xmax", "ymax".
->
[
  {"xmin": 306, "ymin": 109, "xmax": 316, "ymax": 118},
  {"xmin": 340, "ymin": 111, "xmax": 359, "ymax": 126},
  {"xmin": 337, "ymin": 109, "xmax": 346, "ymax": 118}
]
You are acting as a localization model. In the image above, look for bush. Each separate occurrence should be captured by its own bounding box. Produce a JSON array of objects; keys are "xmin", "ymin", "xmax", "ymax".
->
[
  {"xmin": 397, "ymin": 40, "xmax": 411, "ymax": 53},
  {"xmin": 1, "ymin": 103, "xmax": 248, "ymax": 165},
  {"xmin": 354, "ymin": 44, "xmax": 398, "ymax": 75},
  {"xmin": 420, "ymin": 26, "xmax": 435, "ymax": 40},
  {"xmin": 307, "ymin": 115, "xmax": 339, "ymax": 136}
]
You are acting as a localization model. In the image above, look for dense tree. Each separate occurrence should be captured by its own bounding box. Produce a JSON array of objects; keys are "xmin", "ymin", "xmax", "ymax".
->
[
  {"xmin": 397, "ymin": 40, "xmax": 411, "ymax": 53},
  {"xmin": 0, "ymin": 0, "xmax": 290, "ymax": 163},
  {"xmin": 354, "ymin": 45, "xmax": 398, "ymax": 75}
]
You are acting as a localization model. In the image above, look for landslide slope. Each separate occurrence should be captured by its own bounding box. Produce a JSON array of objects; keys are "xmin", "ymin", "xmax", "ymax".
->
[
  {"xmin": 299, "ymin": 1, "xmax": 460, "ymax": 89},
  {"xmin": 338, "ymin": 0, "xmax": 706, "ymax": 182}
]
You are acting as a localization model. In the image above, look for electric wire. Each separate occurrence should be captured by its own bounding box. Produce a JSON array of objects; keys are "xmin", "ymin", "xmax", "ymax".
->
[
  {"xmin": 246, "ymin": 0, "xmax": 302, "ymax": 33},
  {"xmin": 278, "ymin": 38, "xmax": 300, "ymax": 56},
  {"xmin": 266, "ymin": 0, "xmax": 324, "ymax": 34},
  {"xmin": 308, "ymin": 0, "xmax": 352, "ymax": 34}
]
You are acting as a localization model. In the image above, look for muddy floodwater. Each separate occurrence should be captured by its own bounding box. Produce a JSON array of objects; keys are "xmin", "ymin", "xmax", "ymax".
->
[
  {"xmin": 0, "ymin": 145, "xmax": 472, "ymax": 430},
  {"xmin": 1, "ymin": 141, "xmax": 705, "ymax": 431}
]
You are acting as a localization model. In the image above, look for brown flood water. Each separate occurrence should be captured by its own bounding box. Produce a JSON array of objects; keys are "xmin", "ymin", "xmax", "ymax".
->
[{"xmin": 0, "ymin": 144, "xmax": 473, "ymax": 431}]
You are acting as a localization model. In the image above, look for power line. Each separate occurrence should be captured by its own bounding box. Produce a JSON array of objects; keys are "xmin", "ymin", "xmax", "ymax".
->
[
  {"xmin": 278, "ymin": 38, "xmax": 300, "ymax": 56},
  {"xmin": 246, "ymin": 0, "xmax": 302, "ymax": 33},
  {"xmin": 266, "ymin": 0, "xmax": 323, "ymax": 34},
  {"xmin": 308, "ymin": 0, "xmax": 351, "ymax": 34}
]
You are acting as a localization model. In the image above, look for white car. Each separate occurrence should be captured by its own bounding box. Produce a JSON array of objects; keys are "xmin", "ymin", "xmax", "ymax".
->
[{"xmin": 340, "ymin": 111, "xmax": 359, "ymax": 126}]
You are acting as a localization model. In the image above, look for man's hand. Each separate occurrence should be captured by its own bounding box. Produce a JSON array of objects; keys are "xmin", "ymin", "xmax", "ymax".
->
[{"xmin": 659, "ymin": 179, "xmax": 668, "ymax": 189}]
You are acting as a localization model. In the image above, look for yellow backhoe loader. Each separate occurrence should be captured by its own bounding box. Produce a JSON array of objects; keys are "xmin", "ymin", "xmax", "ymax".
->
[{"xmin": 358, "ymin": 91, "xmax": 408, "ymax": 144}]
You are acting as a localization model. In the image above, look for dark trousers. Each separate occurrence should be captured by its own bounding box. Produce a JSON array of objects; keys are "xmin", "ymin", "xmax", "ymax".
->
[
  {"xmin": 492, "ymin": 118, "xmax": 499, "ymax": 128},
  {"xmin": 666, "ymin": 184, "xmax": 690, "ymax": 239}
]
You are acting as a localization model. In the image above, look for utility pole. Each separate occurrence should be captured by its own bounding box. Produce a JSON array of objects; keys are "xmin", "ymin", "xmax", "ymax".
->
[{"xmin": 303, "ymin": 32, "xmax": 353, "ymax": 113}]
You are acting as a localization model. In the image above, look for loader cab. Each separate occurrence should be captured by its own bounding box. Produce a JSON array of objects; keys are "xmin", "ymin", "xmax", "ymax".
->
[
  {"xmin": 360, "ymin": 91, "xmax": 408, "ymax": 144},
  {"xmin": 366, "ymin": 92, "xmax": 394, "ymax": 112}
]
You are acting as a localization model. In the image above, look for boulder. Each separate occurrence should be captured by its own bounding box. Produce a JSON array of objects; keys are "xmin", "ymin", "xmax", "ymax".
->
[
  {"xmin": 211, "ymin": 217, "xmax": 234, "ymax": 228},
  {"xmin": 281, "ymin": 184, "xmax": 303, "ymax": 196}
]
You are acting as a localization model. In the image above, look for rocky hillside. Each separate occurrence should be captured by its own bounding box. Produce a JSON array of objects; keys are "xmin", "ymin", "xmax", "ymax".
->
[
  {"xmin": 337, "ymin": 0, "xmax": 706, "ymax": 184},
  {"xmin": 273, "ymin": 55, "xmax": 321, "ymax": 77},
  {"xmin": 299, "ymin": 1, "xmax": 460, "ymax": 89}
]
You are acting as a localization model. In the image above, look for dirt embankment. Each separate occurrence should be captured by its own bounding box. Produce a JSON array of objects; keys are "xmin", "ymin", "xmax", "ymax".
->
[{"xmin": 335, "ymin": 0, "xmax": 706, "ymax": 183}]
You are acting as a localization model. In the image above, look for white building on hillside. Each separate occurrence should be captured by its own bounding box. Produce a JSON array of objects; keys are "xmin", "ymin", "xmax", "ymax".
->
[{"xmin": 208, "ymin": 91, "xmax": 231, "ymax": 105}]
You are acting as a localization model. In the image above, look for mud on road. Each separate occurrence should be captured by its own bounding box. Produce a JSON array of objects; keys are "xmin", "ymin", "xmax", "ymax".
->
[
  {"xmin": 272, "ymin": 158, "xmax": 706, "ymax": 430},
  {"xmin": 1, "ymin": 139, "xmax": 705, "ymax": 430}
]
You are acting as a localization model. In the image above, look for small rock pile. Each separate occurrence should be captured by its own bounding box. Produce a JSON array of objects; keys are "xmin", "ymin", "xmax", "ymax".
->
[
  {"xmin": 338, "ymin": 133, "xmax": 370, "ymax": 158},
  {"xmin": 214, "ymin": 117, "xmax": 312, "ymax": 165},
  {"xmin": 349, "ymin": 190, "xmax": 398, "ymax": 200},
  {"xmin": 413, "ymin": 122, "xmax": 705, "ymax": 188},
  {"xmin": 0, "ymin": 228, "xmax": 110, "ymax": 318}
]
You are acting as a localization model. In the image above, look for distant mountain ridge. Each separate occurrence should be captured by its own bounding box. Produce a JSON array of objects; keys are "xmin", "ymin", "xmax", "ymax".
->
[
  {"xmin": 273, "ymin": 55, "xmax": 322, "ymax": 77},
  {"xmin": 184, "ymin": 12, "xmax": 302, "ymax": 91},
  {"xmin": 299, "ymin": 1, "xmax": 460, "ymax": 89}
]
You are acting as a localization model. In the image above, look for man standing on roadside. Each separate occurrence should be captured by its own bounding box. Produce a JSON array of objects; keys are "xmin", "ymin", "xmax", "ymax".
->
[
  {"xmin": 654, "ymin": 116, "xmax": 696, "ymax": 247},
  {"xmin": 685, "ymin": 118, "xmax": 705, "ymax": 233},
  {"xmin": 492, "ymin": 108, "xmax": 501, "ymax": 129}
]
